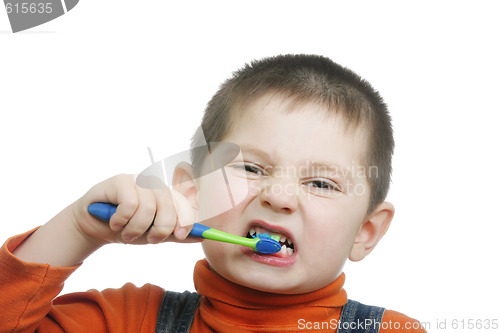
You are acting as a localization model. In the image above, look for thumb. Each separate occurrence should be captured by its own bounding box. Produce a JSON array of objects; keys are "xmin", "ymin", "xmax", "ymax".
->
[{"xmin": 170, "ymin": 188, "xmax": 196, "ymax": 227}]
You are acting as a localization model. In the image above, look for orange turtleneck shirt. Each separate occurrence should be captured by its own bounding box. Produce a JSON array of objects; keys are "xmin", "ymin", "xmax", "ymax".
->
[{"xmin": 0, "ymin": 229, "xmax": 426, "ymax": 332}]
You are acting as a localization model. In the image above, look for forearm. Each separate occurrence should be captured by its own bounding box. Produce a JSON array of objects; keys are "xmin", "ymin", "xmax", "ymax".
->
[{"xmin": 12, "ymin": 204, "xmax": 104, "ymax": 267}]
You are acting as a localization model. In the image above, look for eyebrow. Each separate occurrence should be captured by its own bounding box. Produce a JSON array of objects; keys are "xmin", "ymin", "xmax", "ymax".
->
[
  {"xmin": 237, "ymin": 145, "xmax": 273, "ymax": 162},
  {"xmin": 306, "ymin": 162, "xmax": 354, "ymax": 181}
]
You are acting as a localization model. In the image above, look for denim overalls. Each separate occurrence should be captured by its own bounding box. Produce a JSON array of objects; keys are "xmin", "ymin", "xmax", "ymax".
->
[{"xmin": 155, "ymin": 290, "xmax": 385, "ymax": 333}]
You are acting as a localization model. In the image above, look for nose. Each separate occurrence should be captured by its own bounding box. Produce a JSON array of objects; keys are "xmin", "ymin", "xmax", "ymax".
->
[{"xmin": 259, "ymin": 178, "xmax": 298, "ymax": 214}]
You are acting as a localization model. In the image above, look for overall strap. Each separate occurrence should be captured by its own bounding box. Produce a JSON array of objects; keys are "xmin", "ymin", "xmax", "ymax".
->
[
  {"xmin": 155, "ymin": 290, "xmax": 201, "ymax": 333},
  {"xmin": 338, "ymin": 299, "xmax": 385, "ymax": 333}
]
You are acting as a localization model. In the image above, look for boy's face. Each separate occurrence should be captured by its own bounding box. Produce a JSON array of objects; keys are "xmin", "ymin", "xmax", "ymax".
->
[{"xmin": 195, "ymin": 94, "xmax": 372, "ymax": 294}]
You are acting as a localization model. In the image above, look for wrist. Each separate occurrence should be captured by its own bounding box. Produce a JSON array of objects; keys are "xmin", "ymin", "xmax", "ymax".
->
[{"xmin": 12, "ymin": 204, "xmax": 104, "ymax": 267}]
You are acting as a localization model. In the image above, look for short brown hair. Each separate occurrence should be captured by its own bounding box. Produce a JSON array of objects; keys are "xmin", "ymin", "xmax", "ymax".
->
[{"xmin": 192, "ymin": 54, "xmax": 394, "ymax": 214}]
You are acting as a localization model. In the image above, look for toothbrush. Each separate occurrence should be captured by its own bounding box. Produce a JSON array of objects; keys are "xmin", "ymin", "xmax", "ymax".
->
[{"xmin": 88, "ymin": 202, "xmax": 281, "ymax": 254}]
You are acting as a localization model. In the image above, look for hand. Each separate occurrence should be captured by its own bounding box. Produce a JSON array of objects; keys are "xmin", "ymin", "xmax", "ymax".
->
[
  {"xmin": 13, "ymin": 174, "xmax": 198, "ymax": 267},
  {"xmin": 72, "ymin": 174, "xmax": 197, "ymax": 245}
]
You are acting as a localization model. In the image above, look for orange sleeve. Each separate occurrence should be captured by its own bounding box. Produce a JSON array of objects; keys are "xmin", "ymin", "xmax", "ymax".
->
[
  {"xmin": 379, "ymin": 309, "xmax": 428, "ymax": 333},
  {"xmin": 0, "ymin": 229, "xmax": 165, "ymax": 333}
]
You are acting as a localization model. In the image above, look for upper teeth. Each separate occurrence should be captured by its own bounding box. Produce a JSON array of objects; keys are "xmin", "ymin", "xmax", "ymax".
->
[{"xmin": 249, "ymin": 227, "xmax": 294, "ymax": 248}]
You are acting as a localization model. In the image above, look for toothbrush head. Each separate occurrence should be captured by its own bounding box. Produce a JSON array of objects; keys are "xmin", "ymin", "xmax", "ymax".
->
[{"xmin": 254, "ymin": 234, "xmax": 281, "ymax": 254}]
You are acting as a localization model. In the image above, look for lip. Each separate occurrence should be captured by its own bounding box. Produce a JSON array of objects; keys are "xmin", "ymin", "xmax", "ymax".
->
[
  {"xmin": 241, "ymin": 246, "xmax": 298, "ymax": 267},
  {"xmin": 241, "ymin": 220, "xmax": 298, "ymax": 267}
]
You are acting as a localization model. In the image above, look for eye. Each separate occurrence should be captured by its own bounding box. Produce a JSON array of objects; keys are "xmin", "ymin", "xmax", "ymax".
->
[
  {"xmin": 229, "ymin": 162, "xmax": 267, "ymax": 176},
  {"xmin": 303, "ymin": 178, "xmax": 342, "ymax": 193},
  {"xmin": 244, "ymin": 164, "xmax": 265, "ymax": 175}
]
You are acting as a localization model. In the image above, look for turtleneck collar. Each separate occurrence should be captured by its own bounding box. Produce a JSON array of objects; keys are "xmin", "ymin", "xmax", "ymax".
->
[{"xmin": 192, "ymin": 259, "xmax": 347, "ymax": 331}]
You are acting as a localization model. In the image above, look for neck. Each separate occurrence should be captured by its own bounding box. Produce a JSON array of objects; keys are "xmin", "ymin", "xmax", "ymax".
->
[{"xmin": 193, "ymin": 259, "xmax": 347, "ymax": 329}]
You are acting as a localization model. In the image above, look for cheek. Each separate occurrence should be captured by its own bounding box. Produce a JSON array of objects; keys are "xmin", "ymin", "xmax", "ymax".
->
[
  {"xmin": 201, "ymin": 240, "xmax": 226, "ymax": 274},
  {"xmin": 202, "ymin": 239, "xmax": 224, "ymax": 259},
  {"xmin": 196, "ymin": 171, "xmax": 250, "ymax": 221},
  {"xmin": 308, "ymin": 220, "xmax": 353, "ymax": 254},
  {"xmin": 197, "ymin": 169, "xmax": 258, "ymax": 226},
  {"xmin": 303, "ymin": 201, "xmax": 361, "ymax": 259},
  {"xmin": 201, "ymin": 224, "xmax": 241, "ymax": 276},
  {"xmin": 196, "ymin": 186, "xmax": 250, "ymax": 234}
]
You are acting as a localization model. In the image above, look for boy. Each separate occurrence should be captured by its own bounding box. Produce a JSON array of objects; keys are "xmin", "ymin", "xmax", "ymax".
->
[{"xmin": 0, "ymin": 55, "xmax": 426, "ymax": 332}]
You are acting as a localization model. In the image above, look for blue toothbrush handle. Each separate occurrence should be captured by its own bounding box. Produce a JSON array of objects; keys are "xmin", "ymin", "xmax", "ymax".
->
[
  {"xmin": 88, "ymin": 202, "xmax": 208, "ymax": 238},
  {"xmin": 88, "ymin": 202, "xmax": 117, "ymax": 221},
  {"xmin": 189, "ymin": 223, "xmax": 209, "ymax": 237}
]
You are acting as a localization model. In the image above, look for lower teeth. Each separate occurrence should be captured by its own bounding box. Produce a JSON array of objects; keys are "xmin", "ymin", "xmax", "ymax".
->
[{"xmin": 276, "ymin": 244, "xmax": 294, "ymax": 257}]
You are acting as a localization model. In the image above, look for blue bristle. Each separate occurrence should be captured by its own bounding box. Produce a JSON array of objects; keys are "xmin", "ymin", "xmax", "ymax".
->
[{"xmin": 256, "ymin": 233, "xmax": 270, "ymax": 239}]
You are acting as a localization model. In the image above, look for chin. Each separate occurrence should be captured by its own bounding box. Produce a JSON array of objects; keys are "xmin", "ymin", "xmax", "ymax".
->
[
  {"xmin": 232, "ymin": 273, "xmax": 303, "ymax": 294},
  {"xmin": 217, "ymin": 262, "xmax": 308, "ymax": 294}
]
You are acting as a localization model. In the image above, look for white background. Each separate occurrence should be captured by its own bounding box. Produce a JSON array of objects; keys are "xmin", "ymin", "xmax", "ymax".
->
[{"xmin": 1, "ymin": 1, "xmax": 499, "ymax": 331}]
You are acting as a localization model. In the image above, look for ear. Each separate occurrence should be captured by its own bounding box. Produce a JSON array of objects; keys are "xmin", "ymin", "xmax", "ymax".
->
[
  {"xmin": 349, "ymin": 202, "xmax": 395, "ymax": 262},
  {"xmin": 172, "ymin": 162, "xmax": 199, "ymax": 210}
]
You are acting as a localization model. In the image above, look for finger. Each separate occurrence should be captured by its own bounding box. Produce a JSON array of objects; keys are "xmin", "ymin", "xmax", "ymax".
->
[
  {"xmin": 171, "ymin": 189, "xmax": 195, "ymax": 227},
  {"xmin": 170, "ymin": 189, "xmax": 196, "ymax": 240},
  {"xmin": 120, "ymin": 188, "xmax": 157, "ymax": 242},
  {"xmin": 107, "ymin": 176, "xmax": 140, "ymax": 232},
  {"xmin": 147, "ymin": 188, "xmax": 177, "ymax": 244},
  {"xmin": 173, "ymin": 222, "xmax": 194, "ymax": 240}
]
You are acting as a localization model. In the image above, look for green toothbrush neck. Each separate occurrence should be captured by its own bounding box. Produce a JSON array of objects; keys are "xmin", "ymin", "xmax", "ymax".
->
[{"xmin": 202, "ymin": 228, "xmax": 256, "ymax": 249}]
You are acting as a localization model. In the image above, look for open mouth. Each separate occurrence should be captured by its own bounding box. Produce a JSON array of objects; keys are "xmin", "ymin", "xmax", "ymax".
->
[{"xmin": 246, "ymin": 226, "xmax": 295, "ymax": 258}]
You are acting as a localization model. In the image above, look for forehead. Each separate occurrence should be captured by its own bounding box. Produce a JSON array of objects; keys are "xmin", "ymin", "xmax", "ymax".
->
[{"xmin": 225, "ymin": 93, "xmax": 368, "ymax": 168}]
